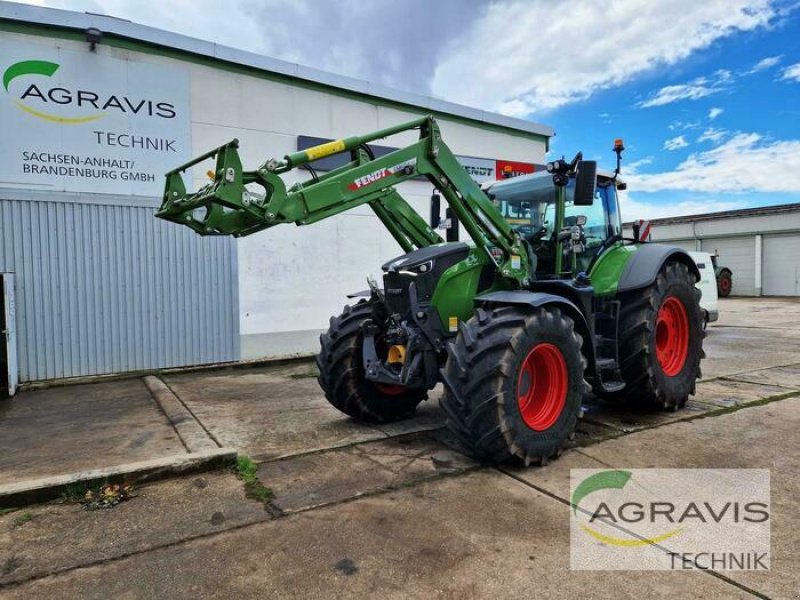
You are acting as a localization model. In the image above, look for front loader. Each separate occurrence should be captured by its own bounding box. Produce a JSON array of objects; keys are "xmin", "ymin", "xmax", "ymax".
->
[{"xmin": 156, "ymin": 116, "xmax": 704, "ymax": 466}]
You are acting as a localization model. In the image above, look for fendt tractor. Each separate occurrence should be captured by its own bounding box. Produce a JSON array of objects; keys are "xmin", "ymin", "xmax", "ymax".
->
[{"xmin": 156, "ymin": 116, "xmax": 704, "ymax": 466}]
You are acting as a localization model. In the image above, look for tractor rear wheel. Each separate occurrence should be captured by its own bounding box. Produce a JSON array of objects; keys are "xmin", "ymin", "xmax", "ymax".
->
[
  {"xmin": 316, "ymin": 300, "xmax": 426, "ymax": 422},
  {"xmin": 603, "ymin": 261, "xmax": 704, "ymax": 411},
  {"xmin": 440, "ymin": 305, "xmax": 586, "ymax": 465},
  {"xmin": 717, "ymin": 269, "xmax": 733, "ymax": 297}
]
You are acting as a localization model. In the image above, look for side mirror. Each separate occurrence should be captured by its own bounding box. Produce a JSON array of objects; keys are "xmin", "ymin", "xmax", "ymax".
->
[
  {"xmin": 430, "ymin": 192, "xmax": 441, "ymax": 229},
  {"xmin": 445, "ymin": 207, "xmax": 459, "ymax": 242},
  {"xmin": 573, "ymin": 160, "xmax": 597, "ymax": 206}
]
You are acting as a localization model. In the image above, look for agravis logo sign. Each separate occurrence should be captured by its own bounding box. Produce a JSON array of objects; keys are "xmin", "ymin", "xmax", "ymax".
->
[
  {"xmin": 3, "ymin": 59, "xmax": 177, "ymax": 124},
  {"xmin": 571, "ymin": 470, "xmax": 684, "ymax": 547},
  {"xmin": 0, "ymin": 39, "xmax": 190, "ymax": 196},
  {"xmin": 570, "ymin": 469, "xmax": 770, "ymax": 571}
]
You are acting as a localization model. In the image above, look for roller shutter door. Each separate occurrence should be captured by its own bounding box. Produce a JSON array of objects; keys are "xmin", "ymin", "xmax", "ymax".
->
[
  {"xmin": 762, "ymin": 234, "xmax": 800, "ymax": 296},
  {"xmin": 0, "ymin": 196, "xmax": 240, "ymax": 382},
  {"xmin": 659, "ymin": 239, "xmax": 698, "ymax": 252}
]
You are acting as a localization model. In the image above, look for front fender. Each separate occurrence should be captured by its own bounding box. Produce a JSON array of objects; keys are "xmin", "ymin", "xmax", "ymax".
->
[{"xmin": 474, "ymin": 290, "xmax": 595, "ymax": 373}]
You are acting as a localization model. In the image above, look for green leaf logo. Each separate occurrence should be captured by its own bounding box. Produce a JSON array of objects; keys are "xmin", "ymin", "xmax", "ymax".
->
[
  {"xmin": 572, "ymin": 470, "xmax": 682, "ymax": 547},
  {"xmin": 571, "ymin": 470, "xmax": 631, "ymax": 515},
  {"xmin": 3, "ymin": 59, "xmax": 60, "ymax": 91},
  {"xmin": 3, "ymin": 59, "xmax": 104, "ymax": 124}
]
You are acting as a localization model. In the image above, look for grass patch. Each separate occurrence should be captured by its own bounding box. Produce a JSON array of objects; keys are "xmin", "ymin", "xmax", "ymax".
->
[
  {"xmin": 13, "ymin": 511, "xmax": 32, "ymax": 527},
  {"xmin": 235, "ymin": 455, "xmax": 273, "ymax": 505},
  {"xmin": 61, "ymin": 479, "xmax": 134, "ymax": 509},
  {"xmin": 62, "ymin": 480, "xmax": 97, "ymax": 502},
  {"xmin": 288, "ymin": 369, "xmax": 319, "ymax": 379}
]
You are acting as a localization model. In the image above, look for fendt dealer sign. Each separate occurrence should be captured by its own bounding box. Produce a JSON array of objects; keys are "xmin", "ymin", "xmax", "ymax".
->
[{"xmin": 0, "ymin": 40, "xmax": 190, "ymax": 197}]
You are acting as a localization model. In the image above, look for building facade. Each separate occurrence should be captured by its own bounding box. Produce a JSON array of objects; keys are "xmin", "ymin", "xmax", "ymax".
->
[
  {"xmin": 0, "ymin": 3, "xmax": 553, "ymax": 385},
  {"xmin": 625, "ymin": 204, "xmax": 800, "ymax": 297}
]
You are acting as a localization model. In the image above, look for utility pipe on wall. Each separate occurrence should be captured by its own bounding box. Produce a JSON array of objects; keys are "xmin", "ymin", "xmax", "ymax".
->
[{"xmin": 754, "ymin": 234, "xmax": 763, "ymax": 297}]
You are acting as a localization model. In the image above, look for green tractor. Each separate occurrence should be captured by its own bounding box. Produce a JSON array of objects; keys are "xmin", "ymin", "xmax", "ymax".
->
[
  {"xmin": 156, "ymin": 116, "xmax": 704, "ymax": 465},
  {"xmin": 711, "ymin": 253, "xmax": 733, "ymax": 297}
]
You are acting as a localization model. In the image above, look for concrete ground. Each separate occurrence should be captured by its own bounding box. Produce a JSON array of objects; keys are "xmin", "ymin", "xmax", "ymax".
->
[
  {"xmin": 0, "ymin": 379, "xmax": 186, "ymax": 486},
  {"xmin": 1, "ymin": 297, "xmax": 799, "ymax": 598}
]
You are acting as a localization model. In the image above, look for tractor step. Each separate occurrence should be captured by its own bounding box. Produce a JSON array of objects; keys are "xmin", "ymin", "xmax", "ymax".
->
[
  {"xmin": 595, "ymin": 358, "xmax": 626, "ymax": 394},
  {"xmin": 595, "ymin": 358, "xmax": 616, "ymax": 370}
]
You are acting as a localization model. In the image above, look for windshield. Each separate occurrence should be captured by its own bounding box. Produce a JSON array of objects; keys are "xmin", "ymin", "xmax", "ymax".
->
[
  {"xmin": 490, "ymin": 173, "xmax": 620, "ymax": 238},
  {"xmin": 488, "ymin": 172, "xmax": 622, "ymax": 272}
]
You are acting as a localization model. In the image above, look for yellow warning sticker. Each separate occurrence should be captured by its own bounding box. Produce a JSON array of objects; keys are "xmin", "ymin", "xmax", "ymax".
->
[
  {"xmin": 448, "ymin": 316, "xmax": 458, "ymax": 332},
  {"xmin": 305, "ymin": 139, "xmax": 345, "ymax": 161},
  {"xmin": 511, "ymin": 254, "xmax": 521, "ymax": 270}
]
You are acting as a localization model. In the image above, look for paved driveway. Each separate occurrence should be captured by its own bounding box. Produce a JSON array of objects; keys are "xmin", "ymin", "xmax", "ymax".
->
[{"xmin": 1, "ymin": 297, "xmax": 798, "ymax": 598}]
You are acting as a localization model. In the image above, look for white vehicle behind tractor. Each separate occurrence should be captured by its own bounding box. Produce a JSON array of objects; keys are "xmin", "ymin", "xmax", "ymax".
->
[{"xmin": 689, "ymin": 251, "xmax": 719, "ymax": 328}]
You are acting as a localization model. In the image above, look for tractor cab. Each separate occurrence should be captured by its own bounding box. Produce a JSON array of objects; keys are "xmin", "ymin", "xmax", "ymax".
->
[{"xmin": 483, "ymin": 170, "xmax": 624, "ymax": 276}]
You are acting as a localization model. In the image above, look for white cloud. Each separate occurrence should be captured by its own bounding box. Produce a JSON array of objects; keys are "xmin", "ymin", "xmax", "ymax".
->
[
  {"xmin": 780, "ymin": 63, "xmax": 800, "ymax": 82},
  {"xmin": 639, "ymin": 70, "xmax": 733, "ymax": 108},
  {"xmin": 669, "ymin": 120, "xmax": 702, "ymax": 131},
  {"xmin": 625, "ymin": 156, "xmax": 654, "ymax": 175},
  {"xmin": 432, "ymin": 1, "xmax": 778, "ymax": 115},
  {"xmin": 628, "ymin": 133, "xmax": 800, "ymax": 193},
  {"xmin": 618, "ymin": 191, "xmax": 747, "ymax": 220},
  {"xmin": 33, "ymin": 0, "xmax": 483, "ymax": 96},
  {"xmin": 698, "ymin": 127, "xmax": 727, "ymax": 144},
  {"xmin": 663, "ymin": 135, "xmax": 689, "ymax": 151},
  {"xmin": 708, "ymin": 107, "xmax": 723, "ymax": 120},
  {"xmin": 744, "ymin": 55, "xmax": 782, "ymax": 74}
]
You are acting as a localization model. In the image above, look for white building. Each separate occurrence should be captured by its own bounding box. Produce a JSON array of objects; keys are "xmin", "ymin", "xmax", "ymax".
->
[
  {"xmin": 625, "ymin": 203, "xmax": 800, "ymax": 296},
  {"xmin": 0, "ymin": 3, "xmax": 553, "ymax": 387}
]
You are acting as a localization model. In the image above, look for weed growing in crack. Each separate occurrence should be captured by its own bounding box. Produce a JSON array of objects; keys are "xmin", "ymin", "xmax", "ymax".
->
[{"xmin": 235, "ymin": 455, "xmax": 273, "ymax": 506}]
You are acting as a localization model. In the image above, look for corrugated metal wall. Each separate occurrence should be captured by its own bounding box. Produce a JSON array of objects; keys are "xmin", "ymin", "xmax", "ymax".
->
[{"xmin": 0, "ymin": 192, "xmax": 239, "ymax": 382}]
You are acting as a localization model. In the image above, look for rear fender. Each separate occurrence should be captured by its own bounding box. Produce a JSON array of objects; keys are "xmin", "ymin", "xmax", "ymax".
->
[
  {"xmin": 474, "ymin": 291, "xmax": 595, "ymax": 375},
  {"xmin": 617, "ymin": 245, "xmax": 700, "ymax": 293}
]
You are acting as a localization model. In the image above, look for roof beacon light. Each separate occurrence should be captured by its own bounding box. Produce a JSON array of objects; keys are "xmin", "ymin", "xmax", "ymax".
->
[{"xmin": 612, "ymin": 138, "xmax": 625, "ymax": 181}]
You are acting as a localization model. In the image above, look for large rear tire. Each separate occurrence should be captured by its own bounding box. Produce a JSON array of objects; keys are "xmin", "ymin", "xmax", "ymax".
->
[
  {"xmin": 717, "ymin": 269, "xmax": 732, "ymax": 297},
  {"xmin": 602, "ymin": 261, "xmax": 704, "ymax": 411},
  {"xmin": 316, "ymin": 301, "xmax": 426, "ymax": 422},
  {"xmin": 440, "ymin": 305, "xmax": 586, "ymax": 465}
]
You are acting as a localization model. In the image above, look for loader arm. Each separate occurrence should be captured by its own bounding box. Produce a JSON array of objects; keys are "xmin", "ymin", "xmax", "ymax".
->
[{"xmin": 156, "ymin": 116, "xmax": 532, "ymax": 285}]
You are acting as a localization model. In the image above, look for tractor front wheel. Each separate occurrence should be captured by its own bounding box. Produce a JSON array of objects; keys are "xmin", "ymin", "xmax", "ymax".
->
[
  {"xmin": 316, "ymin": 300, "xmax": 426, "ymax": 422},
  {"xmin": 440, "ymin": 305, "xmax": 586, "ymax": 465},
  {"xmin": 606, "ymin": 261, "xmax": 705, "ymax": 411}
]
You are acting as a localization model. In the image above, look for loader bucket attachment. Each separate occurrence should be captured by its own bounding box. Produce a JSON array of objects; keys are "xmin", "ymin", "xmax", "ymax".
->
[{"xmin": 156, "ymin": 139, "xmax": 281, "ymax": 236}]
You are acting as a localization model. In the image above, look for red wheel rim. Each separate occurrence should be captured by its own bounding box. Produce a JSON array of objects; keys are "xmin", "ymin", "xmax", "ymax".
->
[
  {"xmin": 516, "ymin": 343, "xmax": 568, "ymax": 431},
  {"xmin": 655, "ymin": 296, "xmax": 689, "ymax": 376},
  {"xmin": 720, "ymin": 276, "xmax": 731, "ymax": 293},
  {"xmin": 374, "ymin": 383, "xmax": 406, "ymax": 396}
]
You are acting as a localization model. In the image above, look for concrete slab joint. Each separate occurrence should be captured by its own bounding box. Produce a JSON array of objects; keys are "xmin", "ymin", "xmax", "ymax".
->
[{"xmin": 143, "ymin": 375, "xmax": 222, "ymax": 453}]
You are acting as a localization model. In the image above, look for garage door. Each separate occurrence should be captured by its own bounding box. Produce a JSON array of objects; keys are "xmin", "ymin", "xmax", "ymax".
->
[
  {"xmin": 763, "ymin": 234, "xmax": 800, "ymax": 296},
  {"xmin": 702, "ymin": 236, "xmax": 755, "ymax": 296},
  {"xmin": 657, "ymin": 239, "xmax": 698, "ymax": 252},
  {"xmin": 0, "ymin": 195, "xmax": 240, "ymax": 382}
]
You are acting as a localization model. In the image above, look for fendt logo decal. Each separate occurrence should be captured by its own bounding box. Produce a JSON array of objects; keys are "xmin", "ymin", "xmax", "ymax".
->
[
  {"xmin": 347, "ymin": 158, "xmax": 416, "ymax": 191},
  {"xmin": 3, "ymin": 60, "xmax": 177, "ymax": 125}
]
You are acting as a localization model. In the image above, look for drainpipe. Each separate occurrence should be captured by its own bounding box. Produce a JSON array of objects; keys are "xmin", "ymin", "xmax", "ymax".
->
[
  {"xmin": 754, "ymin": 234, "xmax": 763, "ymax": 297},
  {"xmin": 692, "ymin": 222, "xmax": 701, "ymax": 250}
]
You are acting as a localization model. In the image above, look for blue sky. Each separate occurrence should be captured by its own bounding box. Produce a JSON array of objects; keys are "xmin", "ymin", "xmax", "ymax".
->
[
  {"xmin": 17, "ymin": 0, "xmax": 800, "ymax": 219},
  {"xmin": 547, "ymin": 7, "xmax": 800, "ymax": 218}
]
